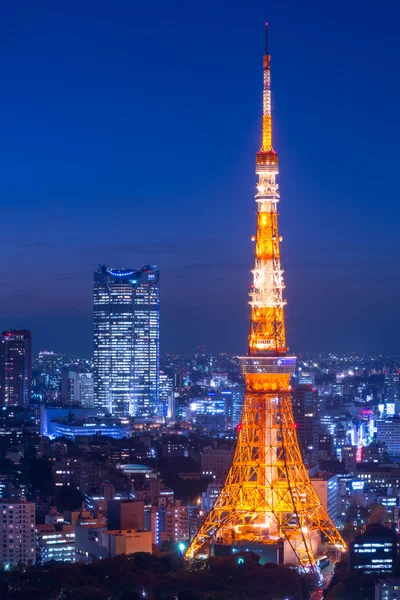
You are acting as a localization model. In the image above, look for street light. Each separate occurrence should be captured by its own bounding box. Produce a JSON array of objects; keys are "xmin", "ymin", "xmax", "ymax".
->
[{"xmin": 178, "ymin": 542, "xmax": 186, "ymax": 556}]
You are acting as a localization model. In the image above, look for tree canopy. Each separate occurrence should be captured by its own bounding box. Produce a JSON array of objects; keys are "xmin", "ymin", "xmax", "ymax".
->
[{"xmin": 0, "ymin": 552, "xmax": 311, "ymax": 600}]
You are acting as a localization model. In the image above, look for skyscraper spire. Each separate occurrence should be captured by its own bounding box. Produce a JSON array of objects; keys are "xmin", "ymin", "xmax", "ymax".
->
[{"xmin": 186, "ymin": 24, "xmax": 345, "ymax": 572}]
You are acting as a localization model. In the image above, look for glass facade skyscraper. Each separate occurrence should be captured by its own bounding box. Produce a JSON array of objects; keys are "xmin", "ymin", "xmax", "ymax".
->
[{"xmin": 93, "ymin": 265, "xmax": 160, "ymax": 417}]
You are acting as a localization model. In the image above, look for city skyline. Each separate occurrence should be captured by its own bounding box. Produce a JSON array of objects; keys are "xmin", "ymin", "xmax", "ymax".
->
[
  {"xmin": 1, "ymin": 1, "xmax": 400, "ymax": 356},
  {"xmin": 1, "ymin": 5, "xmax": 400, "ymax": 587}
]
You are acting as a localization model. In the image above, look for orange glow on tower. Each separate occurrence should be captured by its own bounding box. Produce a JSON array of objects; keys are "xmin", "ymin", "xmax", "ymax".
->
[{"xmin": 186, "ymin": 24, "xmax": 345, "ymax": 572}]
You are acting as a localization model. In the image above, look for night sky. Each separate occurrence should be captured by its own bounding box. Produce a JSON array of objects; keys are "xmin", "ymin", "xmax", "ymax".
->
[{"xmin": 1, "ymin": 1, "xmax": 399, "ymax": 356}]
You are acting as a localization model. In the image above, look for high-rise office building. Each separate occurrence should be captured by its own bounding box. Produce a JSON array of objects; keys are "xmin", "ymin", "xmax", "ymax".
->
[
  {"xmin": 93, "ymin": 265, "xmax": 160, "ymax": 417},
  {"xmin": 79, "ymin": 372, "xmax": 95, "ymax": 408},
  {"xmin": 61, "ymin": 370, "xmax": 94, "ymax": 408},
  {"xmin": 0, "ymin": 330, "xmax": 32, "ymax": 408},
  {"xmin": 159, "ymin": 370, "xmax": 174, "ymax": 420},
  {"xmin": 377, "ymin": 418, "xmax": 400, "ymax": 457},
  {"xmin": 292, "ymin": 384, "xmax": 320, "ymax": 469},
  {"xmin": 385, "ymin": 369, "xmax": 400, "ymax": 402}
]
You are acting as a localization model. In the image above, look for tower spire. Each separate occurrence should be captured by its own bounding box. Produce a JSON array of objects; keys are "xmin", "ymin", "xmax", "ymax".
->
[
  {"xmin": 262, "ymin": 22, "xmax": 272, "ymax": 152},
  {"xmin": 186, "ymin": 24, "xmax": 345, "ymax": 573}
]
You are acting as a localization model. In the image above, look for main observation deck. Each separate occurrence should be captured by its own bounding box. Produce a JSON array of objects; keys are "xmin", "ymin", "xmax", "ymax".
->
[{"xmin": 238, "ymin": 355, "xmax": 296, "ymax": 375}]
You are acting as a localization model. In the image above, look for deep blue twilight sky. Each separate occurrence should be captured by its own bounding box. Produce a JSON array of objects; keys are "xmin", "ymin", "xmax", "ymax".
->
[{"xmin": 0, "ymin": 0, "xmax": 399, "ymax": 356}]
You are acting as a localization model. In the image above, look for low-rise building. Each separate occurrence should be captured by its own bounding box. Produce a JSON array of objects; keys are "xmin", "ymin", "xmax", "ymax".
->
[
  {"xmin": 75, "ymin": 525, "xmax": 151, "ymax": 562},
  {"xmin": 349, "ymin": 523, "xmax": 398, "ymax": 574},
  {"xmin": 158, "ymin": 500, "xmax": 200, "ymax": 543},
  {"xmin": 50, "ymin": 417, "xmax": 131, "ymax": 441},
  {"xmin": 357, "ymin": 464, "xmax": 400, "ymax": 493},
  {"xmin": 36, "ymin": 524, "xmax": 75, "ymax": 564},
  {"xmin": 53, "ymin": 456, "xmax": 111, "ymax": 492},
  {"xmin": 40, "ymin": 406, "xmax": 97, "ymax": 437}
]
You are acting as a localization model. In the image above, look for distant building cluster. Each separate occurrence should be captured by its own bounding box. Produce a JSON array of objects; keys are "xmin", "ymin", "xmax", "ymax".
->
[
  {"xmin": 2, "ymin": 287, "xmax": 400, "ymax": 574},
  {"xmin": 0, "ymin": 266, "xmax": 251, "ymax": 570}
]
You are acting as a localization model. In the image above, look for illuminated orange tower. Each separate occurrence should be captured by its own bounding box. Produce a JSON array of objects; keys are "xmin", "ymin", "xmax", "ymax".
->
[{"xmin": 186, "ymin": 24, "xmax": 345, "ymax": 571}]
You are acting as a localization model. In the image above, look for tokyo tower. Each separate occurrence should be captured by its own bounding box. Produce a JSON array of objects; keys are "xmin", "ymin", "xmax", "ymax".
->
[{"xmin": 186, "ymin": 24, "xmax": 345, "ymax": 571}]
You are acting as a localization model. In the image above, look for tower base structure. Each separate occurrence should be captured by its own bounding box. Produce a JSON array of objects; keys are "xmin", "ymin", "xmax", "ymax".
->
[
  {"xmin": 186, "ymin": 357, "xmax": 345, "ymax": 573},
  {"xmin": 213, "ymin": 531, "xmax": 321, "ymax": 567}
]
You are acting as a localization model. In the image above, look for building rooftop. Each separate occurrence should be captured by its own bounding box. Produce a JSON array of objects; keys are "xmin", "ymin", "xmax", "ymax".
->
[
  {"xmin": 104, "ymin": 529, "xmax": 150, "ymax": 537},
  {"xmin": 357, "ymin": 463, "xmax": 400, "ymax": 472},
  {"xmin": 117, "ymin": 464, "xmax": 153, "ymax": 474},
  {"xmin": 52, "ymin": 417, "xmax": 129, "ymax": 427},
  {"xmin": 355, "ymin": 523, "xmax": 398, "ymax": 541},
  {"xmin": 310, "ymin": 471, "xmax": 335, "ymax": 481}
]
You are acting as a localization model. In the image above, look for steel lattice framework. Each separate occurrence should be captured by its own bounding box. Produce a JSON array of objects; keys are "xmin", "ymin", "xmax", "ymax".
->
[{"xmin": 186, "ymin": 24, "xmax": 346, "ymax": 572}]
